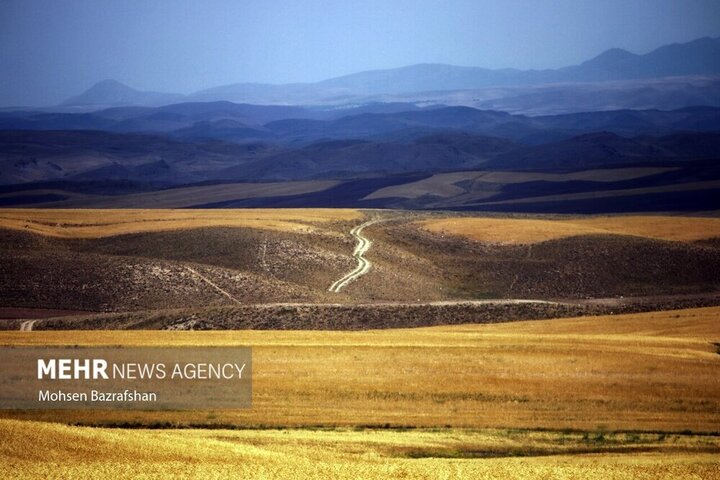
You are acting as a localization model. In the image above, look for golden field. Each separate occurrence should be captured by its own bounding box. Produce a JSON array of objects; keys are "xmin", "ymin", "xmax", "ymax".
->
[
  {"xmin": 0, "ymin": 208, "xmax": 361, "ymax": 238},
  {"xmin": 3, "ymin": 306, "xmax": 719, "ymax": 431},
  {"xmin": 2, "ymin": 307, "xmax": 720, "ymax": 478},
  {"xmin": 2, "ymin": 419, "xmax": 719, "ymax": 479},
  {"xmin": 419, "ymin": 215, "xmax": 720, "ymax": 244}
]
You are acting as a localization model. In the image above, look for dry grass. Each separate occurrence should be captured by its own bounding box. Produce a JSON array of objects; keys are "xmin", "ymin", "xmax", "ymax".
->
[
  {"xmin": 2, "ymin": 306, "xmax": 719, "ymax": 432},
  {"xmin": 419, "ymin": 215, "xmax": 720, "ymax": 244},
  {"xmin": 1, "ymin": 420, "xmax": 718, "ymax": 479},
  {"xmin": 0, "ymin": 208, "xmax": 361, "ymax": 238}
]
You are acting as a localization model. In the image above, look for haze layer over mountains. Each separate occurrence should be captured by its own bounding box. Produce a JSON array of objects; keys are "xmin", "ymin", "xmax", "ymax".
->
[
  {"xmin": 51, "ymin": 36, "xmax": 720, "ymax": 113},
  {"xmin": 1, "ymin": 36, "xmax": 719, "ymax": 213}
]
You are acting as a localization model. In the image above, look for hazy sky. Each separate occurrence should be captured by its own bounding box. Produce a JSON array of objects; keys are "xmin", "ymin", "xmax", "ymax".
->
[{"xmin": 1, "ymin": 0, "xmax": 719, "ymax": 106}]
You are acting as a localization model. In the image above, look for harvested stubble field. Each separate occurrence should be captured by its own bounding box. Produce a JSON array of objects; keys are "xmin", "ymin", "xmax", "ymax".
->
[
  {"xmin": 1, "ymin": 306, "xmax": 719, "ymax": 478},
  {"xmin": 419, "ymin": 215, "xmax": 720, "ymax": 244},
  {"xmin": 0, "ymin": 208, "xmax": 361, "ymax": 238}
]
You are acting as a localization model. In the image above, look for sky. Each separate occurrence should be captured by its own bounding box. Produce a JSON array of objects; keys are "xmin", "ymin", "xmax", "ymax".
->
[{"xmin": 1, "ymin": 0, "xmax": 719, "ymax": 106}]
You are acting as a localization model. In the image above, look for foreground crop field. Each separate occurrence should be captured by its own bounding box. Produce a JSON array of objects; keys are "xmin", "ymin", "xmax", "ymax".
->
[
  {"xmin": 2, "ymin": 307, "xmax": 720, "ymax": 478},
  {"xmin": 0, "ymin": 208, "xmax": 361, "ymax": 238},
  {"xmin": 3, "ymin": 307, "xmax": 719, "ymax": 431},
  {"xmin": 419, "ymin": 215, "xmax": 720, "ymax": 244},
  {"xmin": 2, "ymin": 419, "xmax": 719, "ymax": 479}
]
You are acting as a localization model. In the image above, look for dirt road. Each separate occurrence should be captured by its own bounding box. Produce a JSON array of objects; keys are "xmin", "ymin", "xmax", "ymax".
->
[
  {"xmin": 329, "ymin": 219, "xmax": 379, "ymax": 293},
  {"xmin": 184, "ymin": 266, "xmax": 243, "ymax": 305},
  {"xmin": 19, "ymin": 320, "xmax": 37, "ymax": 331}
]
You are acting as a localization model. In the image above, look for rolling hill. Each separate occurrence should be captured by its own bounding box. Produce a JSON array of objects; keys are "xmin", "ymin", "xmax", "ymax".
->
[{"xmin": 2, "ymin": 104, "xmax": 719, "ymax": 145}]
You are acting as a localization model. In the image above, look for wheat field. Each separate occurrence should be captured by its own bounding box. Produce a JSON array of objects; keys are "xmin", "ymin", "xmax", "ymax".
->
[
  {"xmin": 2, "ymin": 419, "xmax": 719, "ymax": 479},
  {"xmin": 2, "ymin": 307, "xmax": 720, "ymax": 477},
  {"xmin": 3, "ymin": 306, "xmax": 719, "ymax": 431},
  {"xmin": 0, "ymin": 208, "xmax": 361, "ymax": 238},
  {"xmin": 419, "ymin": 215, "xmax": 720, "ymax": 244}
]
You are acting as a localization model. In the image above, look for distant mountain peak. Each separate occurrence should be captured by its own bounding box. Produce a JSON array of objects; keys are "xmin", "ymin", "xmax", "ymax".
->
[
  {"xmin": 62, "ymin": 80, "xmax": 182, "ymax": 108},
  {"xmin": 588, "ymin": 48, "xmax": 635, "ymax": 61},
  {"xmin": 63, "ymin": 80, "xmax": 139, "ymax": 105},
  {"xmin": 91, "ymin": 79, "xmax": 133, "ymax": 90}
]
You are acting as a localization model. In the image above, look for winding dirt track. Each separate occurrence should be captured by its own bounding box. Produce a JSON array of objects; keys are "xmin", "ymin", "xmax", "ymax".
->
[
  {"xmin": 19, "ymin": 320, "xmax": 37, "ymax": 331},
  {"xmin": 329, "ymin": 219, "xmax": 380, "ymax": 293},
  {"xmin": 325, "ymin": 215, "xmax": 582, "ymax": 307}
]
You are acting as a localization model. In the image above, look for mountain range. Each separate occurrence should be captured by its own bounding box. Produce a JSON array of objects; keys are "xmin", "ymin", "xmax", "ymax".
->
[
  {"xmin": 58, "ymin": 36, "xmax": 720, "ymax": 113},
  {"xmin": 2, "ymin": 36, "xmax": 720, "ymax": 213}
]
